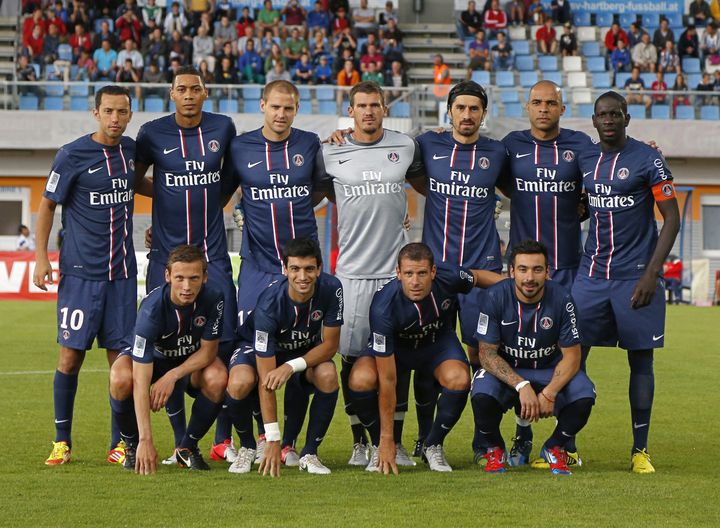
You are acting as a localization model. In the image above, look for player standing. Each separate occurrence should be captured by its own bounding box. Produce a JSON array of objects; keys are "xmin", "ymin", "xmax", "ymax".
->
[
  {"xmin": 34, "ymin": 85, "xmax": 137, "ymax": 465},
  {"xmin": 472, "ymin": 240, "xmax": 595, "ymax": 475},
  {"xmin": 573, "ymin": 91, "xmax": 680, "ymax": 473}
]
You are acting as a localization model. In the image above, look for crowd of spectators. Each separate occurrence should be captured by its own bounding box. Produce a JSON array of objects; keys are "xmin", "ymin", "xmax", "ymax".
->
[{"xmin": 17, "ymin": 0, "xmax": 410, "ymax": 101}]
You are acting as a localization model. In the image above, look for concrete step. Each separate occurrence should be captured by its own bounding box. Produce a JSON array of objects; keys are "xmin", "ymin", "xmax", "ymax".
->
[
  {"xmin": 404, "ymin": 51, "xmax": 467, "ymax": 63},
  {"xmin": 403, "ymin": 23, "xmax": 456, "ymax": 32},
  {"xmin": 404, "ymin": 37, "xmax": 460, "ymax": 48},
  {"xmin": 0, "ymin": 45, "xmax": 14, "ymax": 57},
  {"xmin": 409, "ymin": 67, "xmax": 467, "ymax": 81},
  {"xmin": 0, "ymin": 16, "xmax": 17, "ymax": 25}
]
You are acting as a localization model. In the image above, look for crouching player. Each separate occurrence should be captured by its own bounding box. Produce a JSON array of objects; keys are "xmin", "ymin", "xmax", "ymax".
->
[
  {"xmin": 225, "ymin": 239, "xmax": 342, "ymax": 476},
  {"xmin": 109, "ymin": 245, "xmax": 228, "ymax": 474},
  {"xmin": 349, "ymin": 243, "xmax": 504, "ymax": 474},
  {"xmin": 471, "ymin": 240, "xmax": 595, "ymax": 475}
]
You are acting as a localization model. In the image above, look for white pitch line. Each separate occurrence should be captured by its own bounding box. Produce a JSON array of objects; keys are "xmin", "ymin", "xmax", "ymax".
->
[{"xmin": 0, "ymin": 368, "xmax": 109, "ymax": 376}]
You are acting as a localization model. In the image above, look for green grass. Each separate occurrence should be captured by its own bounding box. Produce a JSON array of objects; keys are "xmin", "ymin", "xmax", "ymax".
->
[{"xmin": 1, "ymin": 301, "xmax": 719, "ymax": 527}]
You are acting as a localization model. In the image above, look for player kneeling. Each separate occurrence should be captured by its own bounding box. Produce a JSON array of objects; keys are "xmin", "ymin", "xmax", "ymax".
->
[
  {"xmin": 109, "ymin": 245, "xmax": 228, "ymax": 474},
  {"xmin": 225, "ymin": 239, "xmax": 342, "ymax": 476},
  {"xmin": 471, "ymin": 240, "xmax": 595, "ymax": 476}
]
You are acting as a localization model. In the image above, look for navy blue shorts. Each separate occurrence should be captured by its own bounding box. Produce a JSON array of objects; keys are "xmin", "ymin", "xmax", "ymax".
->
[
  {"xmin": 549, "ymin": 267, "xmax": 577, "ymax": 291},
  {"xmin": 571, "ymin": 274, "xmax": 666, "ymax": 349},
  {"xmin": 237, "ymin": 257, "xmax": 284, "ymax": 328},
  {"xmin": 470, "ymin": 366, "xmax": 596, "ymax": 414},
  {"xmin": 228, "ymin": 342, "xmax": 320, "ymax": 393},
  {"xmin": 364, "ymin": 332, "xmax": 469, "ymax": 374},
  {"xmin": 147, "ymin": 256, "xmax": 238, "ymax": 342},
  {"xmin": 57, "ymin": 275, "xmax": 136, "ymax": 351},
  {"xmin": 458, "ymin": 287, "xmax": 491, "ymax": 347}
]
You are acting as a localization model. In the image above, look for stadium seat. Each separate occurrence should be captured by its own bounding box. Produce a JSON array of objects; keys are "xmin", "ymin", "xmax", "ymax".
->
[
  {"xmin": 595, "ymin": 13, "xmax": 614, "ymax": 27},
  {"xmin": 243, "ymin": 98, "xmax": 261, "ymax": 113},
  {"xmin": 651, "ymin": 105, "xmax": 670, "ymax": 119},
  {"xmin": 513, "ymin": 40, "xmax": 530, "ymax": 55},
  {"xmin": 591, "ymin": 71, "xmax": 612, "ymax": 88},
  {"xmin": 44, "ymin": 96, "xmax": 64, "ymax": 110},
  {"xmin": 57, "ymin": 44, "xmax": 72, "ymax": 62},
  {"xmin": 641, "ymin": 14, "xmax": 658, "ymax": 28},
  {"xmin": 242, "ymin": 86, "xmax": 262, "ymax": 99},
  {"xmin": 572, "ymin": 88, "xmax": 592, "ymax": 104},
  {"xmin": 315, "ymin": 86, "xmax": 334, "ymax": 100},
  {"xmin": 69, "ymin": 83, "xmax": 89, "ymax": 97},
  {"xmin": 471, "ymin": 70, "xmax": 490, "ymax": 85},
  {"xmin": 615, "ymin": 72, "xmax": 631, "ymax": 87},
  {"xmin": 538, "ymin": 55, "xmax": 558, "ymax": 72},
  {"xmin": 563, "ymin": 105, "xmax": 573, "ymax": 117},
  {"xmin": 582, "ymin": 41, "xmax": 602, "ymax": 57},
  {"xmin": 675, "ymin": 105, "xmax": 695, "ymax": 120},
  {"xmin": 488, "ymin": 39, "xmax": 499, "ymax": 50},
  {"xmin": 202, "ymin": 100, "xmax": 214, "ymax": 112},
  {"xmin": 519, "ymin": 71, "xmax": 539, "ymax": 87},
  {"xmin": 218, "ymin": 99, "xmax": 239, "ymax": 113},
  {"xmin": 168, "ymin": 100, "xmax": 176, "ymax": 112},
  {"xmin": 587, "ymin": 56, "xmax": 607, "ymax": 72},
  {"xmin": 508, "ymin": 25, "xmax": 527, "ymax": 40},
  {"xmin": 44, "ymin": 82, "xmax": 64, "ymax": 97},
  {"xmin": 298, "ymin": 100, "xmax": 313, "ymax": 115},
  {"xmin": 131, "ymin": 98, "xmax": 139, "ymax": 112},
  {"xmin": 577, "ymin": 103, "xmax": 594, "ymax": 118},
  {"xmin": 18, "ymin": 94, "xmax": 39, "ymax": 110},
  {"xmin": 542, "ymin": 71, "xmax": 562, "ymax": 85},
  {"xmin": 144, "ymin": 97, "xmax": 164, "ymax": 112},
  {"xmin": 640, "ymin": 72, "xmax": 655, "ymax": 86},
  {"xmin": 664, "ymin": 73, "xmax": 677, "ymax": 87},
  {"xmin": 515, "ymin": 55, "xmax": 534, "ymax": 71},
  {"xmin": 567, "ymin": 72, "xmax": 588, "ymax": 87},
  {"xmin": 70, "ymin": 96, "xmax": 89, "ymax": 111},
  {"xmin": 665, "ymin": 13, "xmax": 682, "ymax": 26},
  {"xmin": 500, "ymin": 89, "xmax": 519, "ymax": 103},
  {"xmin": 628, "ymin": 104, "xmax": 647, "ymax": 119},
  {"xmin": 318, "ymin": 100, "xmax": 337, "ymax": 114},
  {"xmin": 504, "ymin": 103, "xmax": 523, "ymax": 118},
  {"xmin": 464, "ymin": 39, "xmax": 474, "ymax": 55},
  {"xmin": 687, "ymin": 73, "xmax": 702, "ymax": 88},
  {"xmin": 619, "ymin": 13, "xmax": 637, "ymax": 27},
  {"xmin": 389, "ymin": 101, "xmax": 410, "ymax": 117},
  {"xmin": 682, "ymin": 58, "xmax": 701, "ymax": 73},
  {"xmin": 562, "ymin": 56, "xmax": 582, "ymax": 72},
  {"xmin": 298, "ymin": 86, "xmax": 311, "ymax": 100},
  {"xmin": 700, "ymin": 105, "xmax": 720, "ymax": 120},
  {"xmin": 577, "ymin": 27, "xmax": 596, "ymax": 42},
  {"xmin": 496, "ymin": 70, "xmax": 514, "ymax": 87},
  {"xmin": 573, "ymin": 12, "xmax": 591, "ymax": 26}
]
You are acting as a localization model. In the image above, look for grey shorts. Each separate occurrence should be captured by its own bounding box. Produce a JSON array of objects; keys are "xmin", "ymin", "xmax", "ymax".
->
[{"xmin": 338, "ymin": 275, "xmax": 393, "ymax": 358}]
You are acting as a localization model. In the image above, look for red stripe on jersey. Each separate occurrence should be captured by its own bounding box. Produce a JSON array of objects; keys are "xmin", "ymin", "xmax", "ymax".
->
[
  {"xmin": 605, "ymin": 211, "xmax": 614, "ymax": 279},
  {"xmin": 265, "ymin": 142, "xmax": 272, "ymax": 170},
  {"xmin": 442, "ymin": 198, "xmax": 450, "ymax": 262},
  {"xmin": 593, "ymin": 152, "xmax": 603, "ymax": 180},
  {"xmin": 284, "ymin": 141, "xmax": 290, "ymax": 169},
  {"xmin": 122, "ymin": 205, "xmax": 128, "ymax": 279},
  {"xmin": 203, "ymin": 188, "xmax": 209, "ymax": 261},
  {"xmin": 533, "ymin": 142, "xmax": 539, "ymax": 165},
  {"xmin": 118, "ymin": 144, "xmax": 128, "ymax": 173},
  {"xmin": 103, "ymin": 148, "xmax": 112, "ymax": 176},
  {"xmin": 175, "ymin": 309, "xmax": 182, "ymax": 337},
  {"xmin": 609, "ymin": 152, "xmax": 620, "ymax": 180},
  {"xmin": 413, "ymin": 303, "xmax": 424, "ymax": 326},
  {"xmin": 553, "ymin": 141, "xmax": 558, "ymax": 165},
  {"xmin": 469, "ymin": 145, "xmax": 476, "ymax": 170},
  {"xmin": 449, "ymin": 144, "xmax": 457, "ymax": 168},
  {"xmin": 306, "ymin": 299, "xmax": 313, "ymax": 326},
  {"xmin": 517, "ymin": 302, "xmax": 523, "ymax": 332},
  {"xmin": 270, "ymin": 202, "xmax": 282, "ymax": 267},
  {"xmin": 459, "ymin": 200, "xmax": 468, "ymax": 266},
  {"xmin": 185, "ymin": 190, "xmax": 191, "ymax": 244},
  {"xmin": 533, "ymin": 303, "xmax": 540, "ymax": 332},
  {"xmin": 109, "ymin": 207, "xmax": 114, "ymax": 280},
  {"xmin": 179, "ymin": 129, "xmax": 187, "ymax": 158},
  {"xmin": 552, "ymin": 196, "xmax": 558, "ymax": 271},
  {"xmin": 197, "ymin": 127, "xmax": 206, "ymax": 156},
  {"xmin": 288, "ymin": 201, "xmax": 296, "ymax": 238},
  {"xmin": 429, "ymin": 292, "xmax": 440, "ymax": 318},
  {"xmin": 589, "ymin": 211, "xmax": 600, "ymax": 277},
  {"xmin": 293, "ymin": 305, "xmax": 299, "ymax": 328}
]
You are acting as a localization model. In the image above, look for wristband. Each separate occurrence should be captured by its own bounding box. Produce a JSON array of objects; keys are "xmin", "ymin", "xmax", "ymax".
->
[
  {"xmin": 515, "ymin": 380, "xmax": 530, "ymax": 392},
  {"xmin": 264, "ymin": 421, "xmax": 281, "ymax": 442},
  {"xmin": 541, "ymin": 390, "xmax": 556, "ymax": 403},
  {"xmin": 286, "ymin": 357, "xmax": 307, "ymax": 373}
]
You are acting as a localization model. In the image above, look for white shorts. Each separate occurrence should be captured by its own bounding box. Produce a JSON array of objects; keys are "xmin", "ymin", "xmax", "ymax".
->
[{"xmin": 338, "ymin": 275, "xmax": 393, "ymax": 358}]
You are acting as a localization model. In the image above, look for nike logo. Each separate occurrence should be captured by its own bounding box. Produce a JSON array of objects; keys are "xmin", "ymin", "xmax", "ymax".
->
[
  {"xmin": 247, "ymin": 160, "xmax": 263, "ymax": 168},
  {"xmin": 561, "ymin": 431, "xmax": 573, "ymax": 437},
  {"xmin": 583, "ymin": 171, "xmax": 593, "ymax": 177},
  {"xmin": 189, "ymin": 434, "xmax": 200, "ymax": 440},
  {"xmin": 515, "ymin": 153, "xmax": 531, "ymax": 158},
  {"xmin": 652, "ymin": 334, "xmax": 664, "ymax": 341},
  {"xmin": 167, "ymin": 409, "xmax": 183, "ymax": 417},
  {"xmin": 161, "ymin": 332, "xmax": 175, "ymax": 340},
  {"xmin": 315, "ymin": 437, "xmax": 324, "ymax": 442},
  {"xmin": 176, "ymin": 450, "xmax": 191, "ymax": 466},
  {"xmin": 163, "ymin": 147, "xmax": 179, "ymax": 154},
  {"xmin": 633, "ymin": 422, "xmax": 648, "ymax": 429},
  {"xmin": 440, "ymin": 424, "xmax": 451, "ymax": 430},
  {"xmin": 433, "ymin": 154, "xmax": 449, "ymax": 160},
  {"xmin": 88, "ymin": 166, "xmax": 103, "ymax": 174},
  {"xmin": 338, "ymin": 159, "xmax": 351, "ymax": 164},
  {"xmin": 403, "ymin": 323, "xmax": 416, "ymax": 330},
  {"xmin": 501, "ymin": 320, "xmax": 517, "ymax": 326},
  {"xmin": 54, "ymin": 419, "xmax": 69, "ymax": 424}
]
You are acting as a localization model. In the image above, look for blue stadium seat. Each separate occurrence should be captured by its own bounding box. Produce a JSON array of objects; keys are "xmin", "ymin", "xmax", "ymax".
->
[
  {"xmin": 538, "ymin": 55, "xmax": 558, "ymax": 72},
  {"xmin": 243, "ymin": 98, "xmax": 261, "ymax": 113},
  {"xmin": 513, "ymin": 40, "xmax": 530, "ymax": 55},
  {"xmin": 496, "ymin": 70, "xmax": 514, "ymax": 87},
  {"xmin": 70, "ymin": 96, "xmax": 89, "ymax": 111},
  {"xmin": 389, "ymin": 101, "xmax": 410, "ymax": 117},
  {"xmin": 44, "ymin": 96, "xmax": 64, "ymax": 110},
  {"xmin": 642, "ymin": 14, "xmax": 658, "ymax": 28},
  {"xmin": 665, "ymin": 13, "xmax": 682, "ymax": 26},
  {"xmin": 520, "ymin": 71, "xmax": 539, "ymax": 87},
  {"xmin": 614, "ymin": 72, "xmax": 631, "ymax": 87},
  {"xmin": 131, "ymin": 98, "xmax": 139, "ymax": 112},
  {"xmin": 464, "ymin": 38, "xmax": 474, "ymax": 55},
  {"xmin": 242, "ymin": 86, "xmax": 262, "ymax": 99},
  {"xmin": 542, "ymin": 71, "xmax": 562, "ymax": 85},
  {"xmin": 591, "ymin": 72, "xmax": 612, "ymax": 88},
  {"xmin": 628, "ymin": 104, "xmax": 647, "ymax": 119},
  {"xmin": 318, "ymin": 100, "xmax": 337, "ymax": 114},
  {"xmin": 682, "ymin": 57, "xmax": 701, "ymax": 73},
  {"xmin": 218, "ymin": 99, "xmax": 239, "ymax": 113},
  {"xmin": 573, "ymin": 12, "xmax": 591, "ymax": 26},
  {"xmin": 168, "ymin": 100, "xmax": 176, "ymax": 112},
  {"xmin": 619, "ymin": 13, "xmax": 637, "ymax": 28},
  {"xmin": 315, "ymin": 86, "xmax": 334, "ymax": 100},
  {"xmin": 298, "ymin": 100, "xmax": 313, "ymax": 115},
  {"xmin": 515, "ymin": 55, "xmax": 534, "ymax": 71},
  {"xmin": 298, "ymin": 86, "xmax": 311, "ymax": 100},
  {"xmin": 504, "ymin": 103, "xmax": 523, "ymax": 117},
  {"xmin": 563, "ymin": 105, "xmax": 573, "ymax": 117},
  {"xmin": 587, "ymin": 56, "xmax": 607, "ymax": 72},
  {"xmin": 595, "ymin": 12, "xmax": 614, "ymax": 27},
  {"xmin": 675, "ymin": 105, "xmax": 695, "ymax": 120},
  {"xmin": 664, "ymin": 73, "xmax": 677, "ymax": 87},
  {"xmin": 651, "ymin": 105, "xmax": 670, "ymax": 119},
  {"xmin": 700, "ymin": 105, "xmax": 720, "ymax": 120},
  {"xmin": 687, "ymin": 73, "xmax": 702, "ymax": 88},
  {"xmin": 500, "ymin": 89, "xmax": 519, "ymax": 103},
  {"xmin": 144, "ymin": 97, "xmax": 164, "ymax": 112},
  {"xmin": 19, "ymin": 94, "xmax": 39, "ymax": 110},
  {"xmin": 577, "ymin": 103, "xmax": 594, "ymax": 118},
  {"xmin": 44, "ymin": 82, "xmax": 64, "ymax": 97},
  {"xmin": 640, "ymin": 72, "xmax": 655, "ymax": 86},
  {"xmin": 69, "ymin": 83, "xmax": 89, "ymax": 96},
  {"xmin": 471, "ymin": 70, "xmax": 490, "ymax": 85},
  {"xmin": 202, "ymin": 100, "xmax": 214, "ymax": 112},
  {"xmin": 582, "ymin": 42, "xmax": 602, "ymax": 57}
]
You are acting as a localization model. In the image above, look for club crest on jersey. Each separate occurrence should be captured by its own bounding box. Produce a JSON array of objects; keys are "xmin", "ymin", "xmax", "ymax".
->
[
  {"xmin": 293, "ymin": 154, "xmax": 305, "ymax": 166},
  {"xmin": 540, "ymin": 316, "xmax": 553, "ymax": 330},
  {"xmin": 387, "ymin": 151, "xmax": 400, "ymax": 163},
  {"xmin": 662, "ymin": 183, "xmax": 674, "ymax": 197},
  {"xmin": 563, "ymin": 150, "xmax": 575, "ymax": 162},
  {"xmin": 62, "ymin": 330, "xmax": 70, "ymax": 340},
  {"xmin": 478, "ymin": 157, "xmax": 490, "ymax": 170},
  {"xmin": 128, "ymin": 159, "xmax": 135, "ymax": 171},
  {"xmin": 311, "ymin": 310, "xmax": 323, "ymax": 321},
  {"xmin": 617, "ymin": 167, "xmax": 630, "ymax": 180},
  {"xmin": 441, "ymin": 299, "xmax": 452, "ymax": 311},
  {"xmin": 193, "ymin": 316, "xmax": 207, "ymax": 327},
  {"xmin": 208, "ymin": 139, "xmax": 220, "ymax": 152}
]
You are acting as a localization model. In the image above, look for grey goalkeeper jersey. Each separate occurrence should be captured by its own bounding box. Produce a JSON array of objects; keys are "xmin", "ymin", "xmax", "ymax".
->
[{"xmin": 321, "ymin": 130, "xmax": 424, "ymax": 279}]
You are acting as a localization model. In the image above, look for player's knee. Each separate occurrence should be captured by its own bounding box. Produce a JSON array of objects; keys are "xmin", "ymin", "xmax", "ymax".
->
[
  {"xmin": 109, "ymin": 356, "xmax": 133, "ymax": 399},
  {"xmin": 202, "ymin": 365, "xmax": 228, "ymax": 401},
  {"xmin": 312, "ymin": 361, "xmax": 339, "ymax": 392},
  {"xmin": 57, "ymin": 347, "xmax": 85, "ymax": 374},
  {"xmin": 437, "ymin": 365, "xmax": 470, "ymax": 391},
  {"xmin": 227, "ymin": 366, "xmax": 256, "ymax": 399},
  {"xmin": 348, "ymin": 363, "xmax": 377, "ymax": 392}
]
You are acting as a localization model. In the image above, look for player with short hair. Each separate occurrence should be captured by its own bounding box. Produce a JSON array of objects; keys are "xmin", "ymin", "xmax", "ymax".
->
[
  {"xmin": 573, "ymin": 91, "xmax": 680, "ymax": 473},
  {"xmin": 320, "ymin": 80, "xmax": 426, "ymax": 467},
  {"xmin": 349, "ymin": 243, "xmax": 504, "ymax": 473},
  {"xmin": 34, "ymin": 85, "xmax": 137, "ymax": 465},
  {"xmin": 109, "ymin": 245, "xmax": 227, "ymax": 474},
  {"xmin": 134, "ymin": 65, "xmax": 239, "ymax": 464},
  {"xmin": 472, "ymin": 240, "xmax": 595, "ymax": 475},
  {"xmin": 225, "ymin": 238, "xmax": 342, "ymax": 476}
]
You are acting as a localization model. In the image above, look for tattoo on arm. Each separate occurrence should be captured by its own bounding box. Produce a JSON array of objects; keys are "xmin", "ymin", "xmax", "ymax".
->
[{"xmin": 479, "ymin": 342, "xmax": 522, "ymax": 387}]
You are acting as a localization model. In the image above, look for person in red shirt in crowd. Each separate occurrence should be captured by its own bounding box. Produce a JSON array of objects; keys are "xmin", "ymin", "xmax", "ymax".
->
[
  {"xmin": 483, "ymin": 0, "xmax": 508, "ymax": 38},
  {"xmin": 536, "ymin": 16, "xmax": 558, "ymax": 54},
  {"xmin": 24, "ymin": 23, "xmax": 45, "ymax": 61},
  {"xmin": 360, "ymin": 43, "xmax": 383, "ymax": 73},
  {"xmin": 44, "ymin": 6, "xmax": 66, "ymax": 37},
  {"xmin": 332, "ymin": 6, "xmax": 350, "ymax": 35},
  {"xmin": 604, "ymin": 22, "xmax": 629, "ymax": 54},
  {"xmin": 69, "ymin": 23, "xmax": 92, "ymax": 63},
  {"xmin": 236, "ymin": 6, "xmax": 255, "ymax": 38},
  {"xmin": 282, "ymin": 0, "xmax": 308, "ymax": 37},
  {"xmin": 23, "ymin": 8, "xmax": 44, "ymax": 44},
  {"xmin": 650, "ymin": 71, "xmax": 668, "ymax": 104},
  {"xmin": 663, "ymin": 255, "xmax": 683, "ymax": 304},
  {"xmin": 116, "ymin": 8, "xmax": 142, "ymax": 45}
]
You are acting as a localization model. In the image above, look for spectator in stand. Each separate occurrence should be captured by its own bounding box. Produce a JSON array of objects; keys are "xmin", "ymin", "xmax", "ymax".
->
[
  {"xmin": 378, "ymin": 1, "xmax": 398, "ymax": 29},
  {"xmin": 610, "ymin": 39, "xmax": 632, "ymax": 73},
  {"xmin": 714, "ymin": 70, "xmax": 720, "ymax": 100},
  {"xmin": 258, "ymin": 0, "xmax": 282, "ymax": 39},
  {"xmin": 264, "ymin": 42, "xmax": 286, "ymax": 73},
  {"xmin": 69, "ymin": 24, "xmax": 91, "ymax": 63},
  {"xmin": 333, "ymin": 27, "xmax": 357, "ymax": 61},
  {"xmin": 117, "ymin": 38, "xmax": 144, "ymax": 72},
  {"xmin": 141, "ymin": 0, "xmax": 163, "ymax": 27},
  {"xmin": 536, "ymin": 16, "xmax": 558, "ymax": 55},
  {"xmin": 359, "ymin": 33, "xmax": 381, "ymax": 56},
  {"xmin": 507, "ymin": 0, "xmax": 525, "ymax": 26},
  {"xmin": 650, "ymin": 71, "xmax": 668, "ymax": 105},
  {"xmin": 75, "ymin": 49, "xmax": 96, "ymax": 81},
  {"xmin": 700, "ymin": 22, "xmax": 720, "ymax": 68},
  {"xmin": 259, "ymin": 29, "xmax": 276, "ymax": 56},
  {"xmin": 605, "ymin": 22, "xmax": 629, "ymax": 55},
  {"xmin": 360, "ymin": 43, "xmax": 384, "ymax": 73},
  {"xmin": 433, "ymin": 53, "xmax": 451, "ymax": 98},
  {"xmin": 186, "ymin": 0, "xmax": 216, "ymax": 35},
  {"xmin": 466, "ymin": 28, "xmax": 490, "ymax": 77},
  {"xmin": 491, "ymin": 31, "xmax": 514, "ymax": 70},
  {"xmin": 671, "ymin": 73, "xmax": 691, "ymax": 115},
  {"xmin": 282, "ymin": 0, "xmax": 308, "ymax": 38},
  {"xmin": 381, "ymin": 19, "xmax": 404, "ymax": 49},
  {"xmin": 284, "ymin": 27, "xmax": 309, "ymax": 69},
  {"xmin": 310, "ymin": 31, "xmax": 331, "ymax": 63},
  {"xmin": 696, "ymin": 71, "xmax": 715, "ymax": 105},
  {"xmin": 527, "ymin": 0, "xmax": 547, "ymax": 25},
  {"xmin": 44, "ymin": 6, "xmax": 67, "ymax": 37},
  {"xmin": 116, "ymin": 7, "xmax": 143, "ymax": 45},
  {"xmin": 627, "ymin": 22, "xmax": 647, "ymax": 49},
  {"xmin": 165, "ymin": 2, "xmax": 189, "ymax": 36},
  {"xmin": 23, "ymin": 8, "xmax": 44, "ymax": 45},
  {"xmin": 116, "ymin": 0, "xmax": 141, "ymax": 19},
  {"xmin": 484, "ymin": 0, "xmax": 508, "ymax": 39},
  {"xmin": 69, "ymin": 1, "xmax": 90, "ymax": 29},
  {"xmin": 193, "ymin": 25, "xmax": 216, "ymax": 71},
  {"xmin": 198, "ymin": 59, "xmax": 215, "ymax": 90},
  {"xmin": 653, "ymin": 17, "xmax": 675, "ymax": 51},
  {"xmin": 141, "ymin": 60, "xmax": 166, "ymax": 98},
  {"xmin": 16, "ymin": 54, "xmax": 39, "ymax": 95},
  {"xmin": 236, "ymin": 6, "xmax": 255, "ymax": 39},
  {"xmin": 42, "ymin": 22, "xmax": 61, "ymax": 65},
  {"xmin": 16, "ymin": 225, "xmax": 35, "ymax": 252},
  {"xmin": 93, "ymin": 20, "xmax": 118, "ymax": 51},
  {"xmin": 294, "ymin": 52, "xmax": 315, "ymax": 84},
  {"xmin": 217, "ymin": 41, "xmax": 236, "ymax": 65},
  {"xmin": 24, "ymin": 23, "xmax": 44, "ymax": 64},
  {"xmin": 168, "ymin": 29, "xmax": 191, "ymax": 65},
  {"xmin": 384, "ymin": 59, "xmax": 408, "ymax": 99},
  {"xmin": 663, "ymin": 256, "xmax": 683, "ymax": 304},
  {"xmin": 117, "ymin": 58, "xmax": 142, "ymax": 100},
  {"xmin": 214, "ymin": 55, "xmax": 238, "ymax": 86},
  {"xmin": 678, "ymin": 25, "xmax": 700, "ymax": 59},
  {"xmin": 458, "ymin": 1, "xmax": 482, "ymax": 39},
  {"xmin": 330, "ymin": 0, "xmax": 350, "ymax": 15},
  {"xmin": 559, "ymin": 22, "xmax": 578, "ymax": 56},
  {"xmin": 658, "ymin": 40, "xmax": 681, "ymax": 75},
  {"xmin": 167, "ymin": 56, "xmax": 183, "ymax": 84},
  {"xmin": 142, "ymin": 27, "xmax": 168, "ymax": 73},
  {"xmin": 335, "ymin": 47, "xmax": 356, "ymax": 75},
  {"xmin": 383, "ymin": 38, "xmax": 405, "ymax": 69},
  {"xmin": 92, "ymin": 38, "xmax": 118, "ymax": 81},
  {"xmin": 353, "ymin": 0, "xmax": 377, "ymax": 37},
  {"xmin": 550, "ymin": 0, "xmax": 572, "ymax": 25},
  {"xmin": 238, "ymin": 39, "xmax": 265, "ymax": 83},
  {"xmin": 332, "ymin": 6, "xmax": 351, "ymax": 36},
  {"xmin": 337, "ymin": 57, "xmax": 360, "ymax": 86},
  {"xmin": 315, "ymin": 54, "xmax": 333, "ymax": 84},
  {"xmin": 266, "ymin": 60, "xmax": 292, "ymax": 82},
  {"xmin": 624, "ymin": 66, "xmax": 651, "ymax": 110},
  {"xmin": 239, "ymin": 25, "xmax": 262, "ymax": 55},
  {"xmin": 215, "ymin": 15, "xmax": 236, "ymax": 53},
  {"xmin": 632, "ymin": 32, "xmax": 658, "ymax": 72},
  {"xmin": 361, "ymin": 60, "xmax": 384, "ymax": 84},
  {"xmin": 307, "ymin": 0, "xmax": 331, "ymax": 37},
  {"xmin": 690, "ymin": 0, "xmax": 712, "ymax": 26}
]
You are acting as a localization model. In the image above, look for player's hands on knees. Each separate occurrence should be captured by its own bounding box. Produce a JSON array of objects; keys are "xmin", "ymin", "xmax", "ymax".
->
[
  {"xmin": 32, "ymin": 257, "xmax": 53, "ymax": 291},
  {"xmin": 150, "ymin": 373, "xmax": 177, "ymax": 411},
  {"xmin": 144, "ymin": 226, "xmax": 152, "ymax": 249},
  {"xmin": 518, "ymin": 385, "xmax": 540, "ymax": 422},
  {"xmin": 325, "ymin": 127, "xmax": 352, "ymax": 145},
  {"xmin": 538, "ymin": 390, "xmax": 556, "ymax": 418},
  {"xmin": 135, "ymin": 439, "xmax": 157, "ymax": 475},
  {"xmin": 378, "ymin": 438, "xmax": 399, "ymax": 475},
  {"xmin": 264, "ymin": 364, "xmax": 294, "ymax": 391},
  {"xmin": 631, "ymin": 272, "xmax": 657, "ymax": 309},
  {"xmin": 259, "ymin": 441, "xmax": 281, "ymax": 477}
]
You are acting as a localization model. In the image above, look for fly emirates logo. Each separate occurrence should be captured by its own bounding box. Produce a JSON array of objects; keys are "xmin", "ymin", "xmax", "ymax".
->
[
  {"xmin": 164, "ymin": 161, "xmax": 221, "ymax": 187},
  {"xmin": 429, "ymin": 170, "xmax": 489, "ymax": 199},
  {"xmin": 341, "ymin": 170, "xmax": 404, "ymax": 197},
  {"xmin": 588, "ymin": 182, "xmax": 635, "ymax": 208},
  {"xmin": 515, "ymin": 167, "xmax": 577, "ymax": 193},
  {"xmin": 89, "ymin": 178, "xmax": 134, "ymax": 205},
  {"xmin": 248, "ymin": 173, "xmax": 310, "ymax": 200}
]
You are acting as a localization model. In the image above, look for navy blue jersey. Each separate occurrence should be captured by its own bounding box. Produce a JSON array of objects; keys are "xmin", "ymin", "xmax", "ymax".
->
[
  {"xmin": 502, "ymin": 129, "xmax": 592, "ymax": 272},
  {"xmin": 578, "ymin": 137, "xmax": 674, "ymax": 280},
  {"xmin": 416, "ymin": 131, "xmax": 506, "ymax": 271},
  {"xmin": 135, "ymin": 112, "xmax": 237, "ymax": 264},
  {"xmin": 237, "ymin": 272, "xmax": 343, "ymax": 358},
  {"xmin": 475, "ymin": 279, "xmax": 581, "ymax": 369},
  {"xmin": 44, "ymin": 134, "xmax": 136, "ymax": 281},
  {"xmin": 130, "ymin": 283, "xmax": 224, "ymax": 363},
  {"xmin": 220, "ymin": 128, "xmax": 325, "ymax": 274},
  {"xmin": 369, "ymin": 265, "xmax": 475, "ymax": 356}
]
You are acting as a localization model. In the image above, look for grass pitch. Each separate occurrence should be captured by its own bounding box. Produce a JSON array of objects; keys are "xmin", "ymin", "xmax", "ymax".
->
[{"xmin": 1, "ymin": 301, "xmax": 718, "ymax": 527}]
